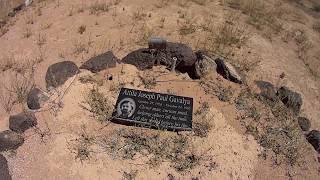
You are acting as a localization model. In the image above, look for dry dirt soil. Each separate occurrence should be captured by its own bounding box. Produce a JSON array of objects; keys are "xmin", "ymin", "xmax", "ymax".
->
[{"xmin": 0, "ymin": 0, "xmax": 320, "ymax": 179}]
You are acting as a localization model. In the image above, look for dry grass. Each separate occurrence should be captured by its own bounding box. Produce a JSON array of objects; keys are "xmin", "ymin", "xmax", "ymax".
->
[
  {"xmin": 189, "ymin": 0, "xmax": 207, "ymax": 6},
  {"xmin": 89, "ymin": 1, "xmax": 110, "ymax": 15},
  {"xmin": 178, "ymin": 18, "xmax": 196, "ymax": 35},
  {"xmin": 138, "ymin": 71, "xmax": 157, "ymax": 89},
  {"xmin": 294, "ymin": 29, "xmax": 312, "ymax": 61},
  {"xmin": 0, "ymin": 54, "xmax": 15, "ymax": 72},
  {"xmin": 193, "ymin": 102, "xmax": 212, "ymax": 137},
  {"xmin": 78, "ymin": 25, "xmax": 86, "ymax": 34},
  {"xmin": 226, "ymin": 0, "xmax": 283, "ymax": 35},
  {"xmin": 82, "ymin": 87, "xmax": 113, "ymax": 122},
  {"xmin": 68, "ymin": 125, "xmax": 95, "ymax": 162},
  {"xmin": 136, "ymin": 24, "xmax": 153, "ymax": 46},
  {"xmin": 73, "ymin": 40, "xmax": 89, "ymax": 55},
  {"xmin": 98, "ymin": 129, "xmax": 201, "ymax": 172},
  {"xmin": 313, "ymin": 21, "xmax": 320, "ymax": 33},
  {"xmin": 9, "ymin": 72, "xmax": 35, "ymax": 104},
  {"xmin": 235, "ymin": 88, "xmax": 308, "ymax": 166},
  {"xmin": 201, "ymin": 15, "xmax": 248, "ymax": 57},
  {"xmin": 23, "ymin": 27, "xmax": 32, "ymax": 38}
]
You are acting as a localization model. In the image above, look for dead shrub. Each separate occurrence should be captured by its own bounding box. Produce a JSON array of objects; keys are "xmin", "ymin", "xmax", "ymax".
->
[
  {"xmin": 78, "ymin": 25, "xmax": 86, "ymax": 34},
  {"xmin": 313, "ymin": 21, "xmax": 320, "ymax": 33},
  {"xmin": 68, "ymin": 125, "xmax": 95, "ymax": 162},
  {"xmin": 83, "ymin": 87, "xmax": 113, "ymax": 122},
  {"xmin": 98, "ymin": 129, "xmax": 201, "ymax": 172},
  {"xmin": 89, "ymin": 1, "xmax": 110, "ymax": 15}
]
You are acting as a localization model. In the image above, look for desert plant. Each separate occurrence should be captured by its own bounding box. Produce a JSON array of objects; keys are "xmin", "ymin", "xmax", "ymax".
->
[
  {"xmin": 78, "ymin": 25, "xmax": 86, "ymax": 34},
  {"xmin": 23, "ymin": 27, "xmax": 32, "ymax": 38},
  {"xmin": 0, "ymin": 54, "xmax": 15, "ymax": 72},
  {"xmin": 89, "ymin": 1, "xmax": 110, "ymax": 15},
  {"xmin": 313, "ymin": 21, "xmax": 320, "ymax": 33},
  {"xmin": 83, "ymin": 87, "xmax": 113, "ymax": 122},
  {"xmin": 0, "ymin": 87, "xmax": 15, "ymax": 113},
  {"xmin": 68, "ymin": 125, "xmax": 95, "ymax": 162},
  {"xmin": 9, "ymin": 72, "xmax": 35, "ymax": 104}
]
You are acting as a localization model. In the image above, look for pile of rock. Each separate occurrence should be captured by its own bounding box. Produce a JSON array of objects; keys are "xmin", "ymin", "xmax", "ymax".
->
[{"xmin": 255, "ymin": 80, "xmax": 320, "ymax": 157}]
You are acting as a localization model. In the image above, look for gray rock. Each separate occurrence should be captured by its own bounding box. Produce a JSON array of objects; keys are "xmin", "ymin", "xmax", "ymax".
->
[
  {"xmin": 45, "ymin": 61, "xmax": 79, "ymax": 90},
  {"xmin": 194, "ymin": 54, "xmax": 217, "ymax": 78},
  {"xmin": 255, "ymin": 81, "xmax": 277, "ymax": 101},
  {"xmin": 215, "ymin": 58, "xmax": 242, "ymax": 84},
  {"xmin": 306, "ymin": 130, "xmax": 320, "ymax": 153},
  {"xmin": 0, "ymin": 154, "xmax": 12, "ymax": 180},
  {"xmin": 27, "ymin": 88, "xmax": 49, "ymax": 110},
  {"xmin": 298, "ymin": 117, "xmax": 311, "ymax": 131},
  {"xmin": 277, "ymin": 87, "xmax": 302, "ymax": 115},
  {"xmin": 165, "ymin": 42, "xmax": 197, "ymax": 68},
  {"xmin": 9, "ymin": 112, "xmax": 37, "ymax": 133},
  {"xmin": 80, "ymin": 51, "xmax": 118, "ymax": 73},
  {"xmin": 0, "ymin": 130, "xmax": 24, "ymax": 152}
]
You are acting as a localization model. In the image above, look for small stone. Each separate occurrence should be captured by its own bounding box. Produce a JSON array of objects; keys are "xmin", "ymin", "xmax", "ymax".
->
[
  {"xmin": 215, "ymin": 58, "xmax": 242, "ymax": 84},
  {"xmin": 277, "ymin": 87, "xmax": 302, "ymax": 115},
  {"xmin": 306, "ymin": 130, "xmax": 320, "ymax": 153},
  {"xmin": 9, "ymin": 112, "xmax": 37, "ymax": 133},
  {"xmin": 27, "ymin": 88, "xmax": 49, "ymax": 110},
  {"xmin": 0, "ymin": 154, "xmax": 12, "ymax": 180},
  {"xmin": 298, "ymin": 117, "xmax": 311, "ymax": 131},
  {"xmin": 0, "ymin": 130, "xmax": 24, "ymax": 152}
]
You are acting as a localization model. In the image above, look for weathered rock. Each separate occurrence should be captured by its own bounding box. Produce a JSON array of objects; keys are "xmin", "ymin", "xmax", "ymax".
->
[
  {"xmin": 80, "ymin": 51, "xmax": 118, "ymax": 73},
  {"xmin": 165, "ymin": 42, "xmax": 197, "ymax": 68},
  {"xmin": 194, "ymin": 54, "xmax": 217, "ymax": 78},
  {"xmin": 9, "ymin": 112, "xmax": 37, "ymax": 133},
  {"xmin": 306, "ymin": 130, "xmax": 320, "ymax": 153},
  {"xmin": 277, "ymin": 87, "xmax": 302, "ymax": 114},
  {"xmin": 27, "ymin": 88, "xmax": 49, "ymax": 110},
  {"xmin": 215, "ymin": 58, "xmax": 242, "ymax": 84},
  {"xmin": 0, "ymin": 154, "xmax": 12, "ymax": 180},
  {"xmin": 45, "ymin": 61, "xmax": 79, "ymax": 89},
  {"xmin": 0, "ymin": 130, "xmax": 24, "ymax": 152},
  {"xmin": 122, "ymin": 48, "xmax": 155, "ymax": 70},
  {"xmin": 255, "ymin": 81, "xmax": 277, "ymax": 101},
  {"xmin": 298, "ymin": 117, "xmax": 311, "ymax": 131}
]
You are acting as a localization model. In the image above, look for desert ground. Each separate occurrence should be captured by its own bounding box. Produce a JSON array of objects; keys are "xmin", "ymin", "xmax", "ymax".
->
[{"xmin": 0, "ymin": 0, "xmax": 320, "ymax": 179}]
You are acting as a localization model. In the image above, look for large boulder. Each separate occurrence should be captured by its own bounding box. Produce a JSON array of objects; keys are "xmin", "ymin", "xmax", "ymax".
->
[
  {"xmin": 122, "ymin": 48, "xmax": 156, "ymax": 70},
  {"xmin": 45, "ymin": 61, "xmax": 79, "ymax": 89},
  {"xmin": 306, "ymin": 130, "xmax": 320, "ymax": 153},
  {"xmin": 298, "ymin": 117, "xmax": 311, "ymax": 131},
  {"xmin": 0, "ymin": 154, "xmax": 12, "ymax": 180},
  {"xmin": 255, "ymin": 81, "xmax": 277, "ymax": 102},
  {"xmin": 194, "ymin": 52, "xmax": 217, "ymax": 79},
  {"xmin": 0, "ymin": 130, "xmax": 24, "ymax": 152},
  {"xmin": 80, "ymin": 51, "xmax": 118, "ymax": 73},
  {"xmin": 27, "ymin": 88, "xmax": 49, "ymax": 110},
  {"xmin": 9, "ymin": 112, "xmax": 37, "ymax": 133},
  {"xmin": 215, "ymin": 58, "xmax": 242, "ymax": 84},
  {"xmin": 277, "ymin": 87, "xmax": 302, "ymax": 114}
]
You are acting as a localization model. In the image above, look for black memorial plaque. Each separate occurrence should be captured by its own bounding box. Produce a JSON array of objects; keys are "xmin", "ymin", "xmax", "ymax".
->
[{"xmin": 112, "ymin": 88, "xmax": 193, "ymax": 131}]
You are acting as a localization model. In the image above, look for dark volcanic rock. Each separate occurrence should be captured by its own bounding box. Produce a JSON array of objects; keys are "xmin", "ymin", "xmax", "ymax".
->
[
  {"xmin": 122, "ymin": 48, "xmax": 155, "ymax": 70},
  {"xmin": 255, "ymin": 81, "xmax": 277, "ymax": 101},
  {"xmin": 298, "ymin": 117, "xmax": 311, "ymax": 131},
  {"xmin": 215, "ymin": 58, "xmax": 242, "ymax": 84},
  {"xmin": 165, "ymin": 42, "xmax": 197, "ymax": 68},
  {"xmin": 122, "ymin": 43, "xmax": 197, "ymax": 77},
  {"xmin": 45, "ymin": 61, "xmax": 79, "ymax": 89},
  {"xmin": 9, "ymin": 112, "xmax": 37, "ymax": 133},
  {"xmin": 0, "ymin": 154, "xmax": 12, "ymax": 180},
  {"xmin": 80, "ymin": 51, "xmax": 118, "ymax": 73},
  {"xmin": 306, "ymin": 130, "xmax": 320, "ymax": 153},
  {"xmin": 277, "ymin": 87, "xmax": 302, "ymax": 114},
  {"xmin": 27, "ymin": 88, "xmax": 49, "ymax": 110},
  {"xmin": 0, "ymin": 130, "xmax": 24, "ymax": 152}
]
